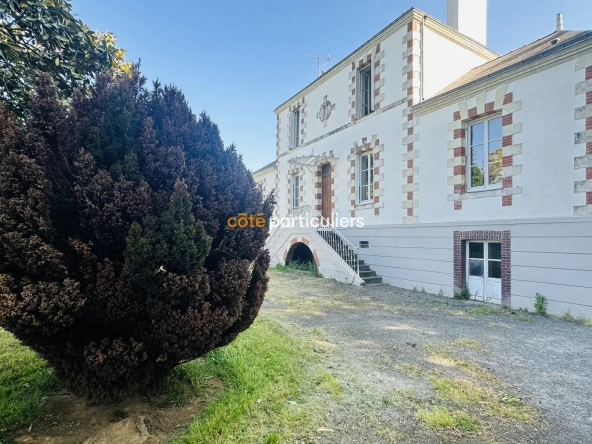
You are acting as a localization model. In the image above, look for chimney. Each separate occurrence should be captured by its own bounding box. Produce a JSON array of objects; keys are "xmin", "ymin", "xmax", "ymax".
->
[
  {"xmin": 556, "ymin": 13, "xmax": 564, "ymax": 32},
  {"xmin": 447, "ymin": 0, "xmax": 488, "ymax": 46}
]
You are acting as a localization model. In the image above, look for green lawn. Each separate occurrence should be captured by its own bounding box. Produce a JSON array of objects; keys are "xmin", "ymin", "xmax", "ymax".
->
[
  {"xmin": 0, "ymin": 317, "xmax": 317, "ymax": 443},
  {"xmin": 0, "ymin": 329, "xmax": 63, "ymax": 433}
]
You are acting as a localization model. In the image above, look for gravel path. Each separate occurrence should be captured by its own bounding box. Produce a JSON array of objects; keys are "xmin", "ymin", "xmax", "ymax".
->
[{"xmin": 263, "ymin": 271, "xmax": 592, "ymax": 444}]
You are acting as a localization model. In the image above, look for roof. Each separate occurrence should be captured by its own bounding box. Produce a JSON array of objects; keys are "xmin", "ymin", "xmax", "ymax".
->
[
  {"xmin": 252, "ymin": 161, "xmax": 276, "ymax": 175},
  {"xmin": 274, "ymin": 7, "xmax": 498, "ymax": 113},
  {"xmin": 423, "ymin": 30, "xmax": 592, "ymax": 103}
]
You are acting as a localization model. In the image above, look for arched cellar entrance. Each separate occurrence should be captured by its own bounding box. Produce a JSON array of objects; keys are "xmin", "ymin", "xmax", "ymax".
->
[{"xmin": 285, "ymin": 242, "xmax": 315, "ymax": 266}]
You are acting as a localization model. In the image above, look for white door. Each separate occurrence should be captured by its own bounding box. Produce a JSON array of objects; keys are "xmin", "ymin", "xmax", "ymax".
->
[{"xmin": 466, "ymin": 241, "xmax": 502, "ymax": 303}]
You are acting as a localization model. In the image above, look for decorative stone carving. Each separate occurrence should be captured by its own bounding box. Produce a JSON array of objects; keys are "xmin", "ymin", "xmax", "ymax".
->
[{"xmin": 317, "ymin": 95, "xmax": 335, "ymax": 127}]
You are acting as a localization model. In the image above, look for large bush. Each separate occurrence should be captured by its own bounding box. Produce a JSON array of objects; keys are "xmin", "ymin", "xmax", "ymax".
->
[{"xmin": 0, "ymin": 71, "xmax": 273, "ymax": 401}]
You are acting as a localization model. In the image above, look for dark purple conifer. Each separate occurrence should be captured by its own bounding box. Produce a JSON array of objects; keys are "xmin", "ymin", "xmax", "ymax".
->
[{"xmin": 0, "ymin": 71, "xmax": 273, "ymax": 401}]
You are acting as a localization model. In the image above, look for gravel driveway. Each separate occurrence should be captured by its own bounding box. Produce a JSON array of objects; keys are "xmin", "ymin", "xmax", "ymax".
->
[{"xmin": 263, "ymin": 271, "xmax": 592, "ymax": 444}]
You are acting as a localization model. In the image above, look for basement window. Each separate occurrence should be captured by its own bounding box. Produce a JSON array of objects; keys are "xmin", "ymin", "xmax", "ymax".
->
[{"xmin": 468, "ymin": 116, "xmax": 503, "ymax": 191}]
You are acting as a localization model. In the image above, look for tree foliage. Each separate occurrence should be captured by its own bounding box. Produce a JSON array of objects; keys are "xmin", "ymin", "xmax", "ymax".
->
[
  {"xmin": 0, "ymin": 0, "xmax": 129, "ymax": 116},
  {"xmin": 0, "ymin": 71, "xmax": 273, "ymax": 401}
]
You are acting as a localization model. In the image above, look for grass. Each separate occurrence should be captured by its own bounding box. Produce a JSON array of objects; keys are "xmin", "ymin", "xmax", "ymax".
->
[
  {"xmin": 170, "ymin": 317, "xmax": 318, "ymax": 443},
  {"xmin": 428, "ymin": 354, "xmax": 498, "ymax": 382},
  {"xmin": 395, "ymin": 362, "xmax": 423, "ymax": 378},
  {"xmin": 417, "ymin": 407, "xmax": 478, "ymax": 432},
  {"xmin": 272, "ymin": 260, "xmax": 322, "ymax": 277},
  {"xmin": 430, "ymin": 376, "xmax": 536, "ymax": 422},
  {"xmin": 453, "ymin": 338, "xmax": 486, "ymax": 352},
  {"xmin": 315, "ymin": 371, "xmax": 342, "ymax": 396},
  {"xmin": 560, "ymin": 311, "xmax": 592, "ymax": 327},
  {"xmin": 424, "ymin": 338, "xmax": 486, "ymax": 355},
  {"xmin": 465, "ymin": 304, "xmax": 531, "ymax": 321},
  {"xmin": 453, "ymin": 286, "xmax": 472, "ymax": 300},
  {"xmin": 0, "ymin": 329, "xmax": 63, "ymax": 433},
  {"xmin": 1, "ymin": 318, "xmax": 321, "ymax": 443}
]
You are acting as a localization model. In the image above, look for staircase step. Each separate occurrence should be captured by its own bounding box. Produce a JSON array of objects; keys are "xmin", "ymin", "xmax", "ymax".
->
[
  {"xmin": 359, "ymin": 270, "xmax": 376, "ymax": 278},
  {"xmin": 362, "ymin": 276, "xmax": 383, "ymax": 285},
  {"xmin": 359, "ymin": 259, "xmax": 365, "ymax": 265},
  {"xmin": 359, "ymin": 264, "xmax": 371, "ymax": 272}
]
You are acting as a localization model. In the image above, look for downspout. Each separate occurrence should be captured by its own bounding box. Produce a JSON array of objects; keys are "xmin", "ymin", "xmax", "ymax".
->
[{"xmin": 420, "ymin": 15, "xmax": 427, "ymax": 101}]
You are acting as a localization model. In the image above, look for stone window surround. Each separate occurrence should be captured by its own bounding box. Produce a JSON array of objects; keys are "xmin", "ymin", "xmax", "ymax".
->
[
  {"xmin": 574, "ymin": 52, "xmax": 592, "ymax": 216},
  {"xmin": 313, "ymin": 155, "xmax": 339, "ymax": 215},
  {"xmin": 446, "ymin": 85, "xmax": 523, "ymax": 210},
  {"xmin": 453, "ymin": 230, "xmax": 511, "ymax": 306},
  {"xmin": 347, "ymin": 136, "xmax": 385, "ymax": 217},
  {"xmin": 287, "ymin": 98, "xmax": 307, "ymax": 149},
  {"xmin": 349, "ymin": 43, "xmax": 386, "ymax": 122},
  {"xmin": 285, "ymin": 165, "xmax": 304, "ymax": 210}
]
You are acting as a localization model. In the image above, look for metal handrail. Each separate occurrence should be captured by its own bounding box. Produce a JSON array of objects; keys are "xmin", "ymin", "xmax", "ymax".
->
[{"xmin": 289, "ymin": 205, "xmax": 359, "ymax": 275}]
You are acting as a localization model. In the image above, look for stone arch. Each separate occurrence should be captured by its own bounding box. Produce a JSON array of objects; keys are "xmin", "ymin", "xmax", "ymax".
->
[{"xmin": 283, "ymin": 237, "xmax": 320, "ymax": 267}]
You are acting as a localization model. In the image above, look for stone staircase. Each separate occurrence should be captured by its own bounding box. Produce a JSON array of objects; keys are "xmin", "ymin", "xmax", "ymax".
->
[
  {"xmin": 288, "ymin": 206, "xmax": 382, "ymax": 286},
  {"xmin": 358, "ymin": 259, "xmax": 382, "ymax": 286},
  {"xmin": 317, "ymin": 228, "xmax": 382, "ymax": 286}
]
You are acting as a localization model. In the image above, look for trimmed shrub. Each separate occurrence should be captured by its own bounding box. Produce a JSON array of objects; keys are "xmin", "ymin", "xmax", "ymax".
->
[{"xmin": 0, "ymin": 71, "xmax": 274, "ymax": 401}]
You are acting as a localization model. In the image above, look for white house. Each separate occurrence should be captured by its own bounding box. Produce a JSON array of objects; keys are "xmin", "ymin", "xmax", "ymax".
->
[{"xmin": 253, "ymin": 0, "xmax": 592, "ymax": 318}]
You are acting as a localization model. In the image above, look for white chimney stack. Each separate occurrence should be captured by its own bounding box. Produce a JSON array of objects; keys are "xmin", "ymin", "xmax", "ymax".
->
[
  {"xmin": 556, "ymin": 13, "xmax": 564, "ymax": 32},
  {"xmin": 447, "ymin": 0, "xmax": 488, "ymax": 46}
]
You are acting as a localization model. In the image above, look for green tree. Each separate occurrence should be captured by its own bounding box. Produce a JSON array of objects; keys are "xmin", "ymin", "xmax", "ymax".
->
[{"xmin": 0, "ymin": 0, "xmax": 130, "ymax": 116}]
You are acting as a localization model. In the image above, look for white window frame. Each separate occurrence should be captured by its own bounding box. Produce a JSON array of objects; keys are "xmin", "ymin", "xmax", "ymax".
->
[
  {"xmin": 357, "ymin": 64, "xmax": 373, "ymax": 118},
  {"xmin": 291, "ymin": 175, "xmax": 300, "ymax": 208},
  {"xmin": 467, "ymin": 115, "xmax": 503, "ymax": 192},
  {"xmin": 357, "ymin": 152, "xmax": 374, "ymax": 204},
  {"xmin": 290, "ymin": 110, "xmax": 300, "ymax": 149},
  {"xmin": 466, "ymin": 241, "xmax": 502, "ymax": 281}
]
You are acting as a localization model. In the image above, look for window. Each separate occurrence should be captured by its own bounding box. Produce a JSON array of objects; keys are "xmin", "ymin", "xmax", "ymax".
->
[
  {"xmin": 291, "ymin": 175, "xmax": 299, "ymax": 208},
  {"xmin": 290, "ymin": 110, "xmax": 300, "ymax": 148},
  {"xmin": 357, "ymin": 64, "xmax": 372, "ymax": 118},
  {"xmin": 468, "ymin": 116, "xmax": 503, "ymax": 190},
  {"xmin": 358, "ymin": 152, "xmax": 374, "ymax": 203},
  {"xmin": 468, "ymin": 242, "xmax": 501, "ymax": 280}
]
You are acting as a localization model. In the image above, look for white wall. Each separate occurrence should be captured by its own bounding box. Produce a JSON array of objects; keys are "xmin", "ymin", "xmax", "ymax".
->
[
  {"xmin": 422, "ymin": 26, "xmax": 491, "ymax": 99},
  {"xmin": 276, "ymin": 26, "xmax": 407, "ymax": 157},
  {"xmin": 341, "ymin": 216, "xmax": 592, "ymax": 319},
  {"xmin": 252, "ymin": 167, "xmax": 275, "ymax": 198},
  {"xmin": 417, "ymin": 59, "xmax": 581, "ymax": 223}
]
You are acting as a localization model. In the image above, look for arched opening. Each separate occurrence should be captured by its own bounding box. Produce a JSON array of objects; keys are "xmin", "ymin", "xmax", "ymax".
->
[{"xmin": 286, "ymin": 242, "xmax": 315, "ymax": 266}]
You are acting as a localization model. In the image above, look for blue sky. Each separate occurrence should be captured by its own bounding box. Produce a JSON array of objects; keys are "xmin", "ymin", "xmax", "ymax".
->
[{"xmin": 74, "ymin": 0, "xmax": 592, "ymax": 171}]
